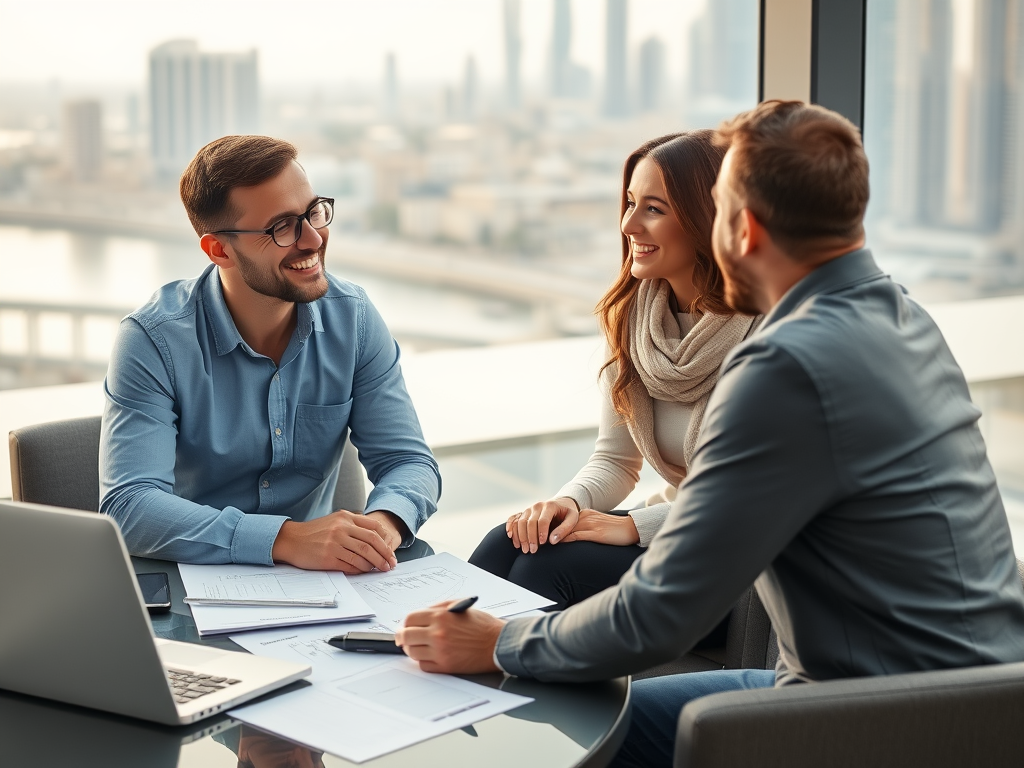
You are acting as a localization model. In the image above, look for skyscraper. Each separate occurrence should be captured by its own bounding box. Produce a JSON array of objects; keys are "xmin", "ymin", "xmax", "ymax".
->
[
  {"xmin": 685, "ymin": 0, "xmax": 757, "ymax": 125},
  {"xmin": 383, "ymin": 52, "xmax": 399, "ymax": 121},
  {"xmin": 637, "ymin": 37, "xmax": 666, "ymax": 112},
  {"xmin": 550, "ymin": 0, "xmax": 591, "ymax": 99},
  {"xmin": 63, "ymin": 99, "xmax": 103, "ymax": 182},
  {"xmin": 603, "ymin": 0, "xmax": 629, "ymax": 118},
  {"xmin": 889, "ymin": 0, "xmax": 1009, "ymax": 232},
  {"xmin": 551, "ymin": 0, "xmax": 572, "ymax": 97},
  {"xmin": 148, "ymin": 40, "xmax": 259, "ymax": 176},
  {"xmin": 504, "ymin": 0, "xmax": 522, "ymax": 109},
  {"xmin": 463, "ymin": 55, "xmax": 479, "ymax": 120}
]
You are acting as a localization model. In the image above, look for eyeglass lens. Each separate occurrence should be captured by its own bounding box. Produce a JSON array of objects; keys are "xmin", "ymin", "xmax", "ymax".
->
[{"xmin": 272, "ymin": 200, "xmax": 334, "ymax": 247}]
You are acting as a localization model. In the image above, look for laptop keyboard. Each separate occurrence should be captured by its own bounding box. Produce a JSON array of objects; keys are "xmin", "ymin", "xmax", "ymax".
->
[{"xmin": 166, "ymin": 666, "xmax": 241, "ymax": 705}]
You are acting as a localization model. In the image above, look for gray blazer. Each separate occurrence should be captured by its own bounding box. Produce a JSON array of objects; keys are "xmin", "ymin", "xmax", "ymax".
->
[{"xmin": 496, "ymin": 249, "xmax": 1024, "ymax": 683}]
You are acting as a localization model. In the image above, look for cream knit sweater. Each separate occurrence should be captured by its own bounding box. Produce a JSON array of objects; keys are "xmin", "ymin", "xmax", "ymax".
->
[{"xmin": 556, "ymin": 315, "xmax": 696, "ymax": 547}]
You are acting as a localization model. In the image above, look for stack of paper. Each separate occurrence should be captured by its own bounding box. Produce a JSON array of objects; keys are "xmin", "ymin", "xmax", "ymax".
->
[
  {"xmin": 177, "ymin": 563, "xmax": 374, "ymax": 635},
  {"xmin": 225, "ymin": 553, "xmax": 556, "ymax": 762}
]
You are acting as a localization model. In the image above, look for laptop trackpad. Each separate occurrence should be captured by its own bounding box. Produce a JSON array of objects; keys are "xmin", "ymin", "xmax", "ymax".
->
[{"xmin": 157, "ymin": 641, "xmax": 230, "ymax": 668}]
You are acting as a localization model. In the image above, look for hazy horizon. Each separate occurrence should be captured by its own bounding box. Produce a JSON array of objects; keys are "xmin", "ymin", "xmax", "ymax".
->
[{"xmin": 0, "ymin": 0, "xmax": 707, "ymax": 89}]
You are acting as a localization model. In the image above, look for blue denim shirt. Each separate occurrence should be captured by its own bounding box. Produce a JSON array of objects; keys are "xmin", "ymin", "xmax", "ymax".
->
[{"xmin": 99, "ymin": 265, "xmax": 440, "ymax": 565}]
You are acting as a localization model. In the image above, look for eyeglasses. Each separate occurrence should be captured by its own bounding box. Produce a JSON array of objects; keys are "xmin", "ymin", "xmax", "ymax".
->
[{"xmin": 212, "ymin": 197, "xmax": 335, "ymax": 247}]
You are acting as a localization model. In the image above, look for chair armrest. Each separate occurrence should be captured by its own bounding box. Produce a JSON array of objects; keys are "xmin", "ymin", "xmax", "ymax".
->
[{"xmin": 675, "ymin": 662, "xmax": 1024, "ymax": 768}]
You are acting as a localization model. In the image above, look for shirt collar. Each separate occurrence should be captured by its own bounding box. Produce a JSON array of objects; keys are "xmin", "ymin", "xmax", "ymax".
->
[
  {"xmin": 760, "ymin": 248, "xmax": 884, "ymax": 330},
  {"xmin": 201, "ymin": 266, "xmax": 324, "ymax": 357}
]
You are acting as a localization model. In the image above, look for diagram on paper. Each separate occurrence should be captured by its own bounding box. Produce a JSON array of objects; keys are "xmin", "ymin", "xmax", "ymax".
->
[{"xmin": 354, "ymin": 566, "xmax": 467, "ymax": 616}]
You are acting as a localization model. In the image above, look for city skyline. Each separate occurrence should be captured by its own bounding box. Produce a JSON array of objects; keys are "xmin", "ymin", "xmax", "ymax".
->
[{"xmin": 0, "ymin": 0, "xmax": 707, "ymax": 89}]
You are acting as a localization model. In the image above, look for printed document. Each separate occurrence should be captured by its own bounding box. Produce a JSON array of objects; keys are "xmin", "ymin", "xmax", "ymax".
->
[
  {"xmin": 346, "ymin": 551, "xmax": 555, "ymax": 625},
  {"xmin": 230, "ymin": 624, "xmax": 532, "ymax": 763},
  {"xmin": 178, "ymin": 563, "xmax": 374, "ymax": 635}
]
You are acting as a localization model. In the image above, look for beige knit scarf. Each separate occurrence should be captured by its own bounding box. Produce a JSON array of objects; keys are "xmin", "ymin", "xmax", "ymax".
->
[{"xmin": 620, "ymin": 278, "xmax": 761, "ymax": 486}]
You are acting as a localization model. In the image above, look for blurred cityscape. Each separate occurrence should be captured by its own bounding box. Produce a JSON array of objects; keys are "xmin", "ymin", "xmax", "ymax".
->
[{"xmin": 0, "ymin": 0, "xmax": 1022, "ymax": 390}]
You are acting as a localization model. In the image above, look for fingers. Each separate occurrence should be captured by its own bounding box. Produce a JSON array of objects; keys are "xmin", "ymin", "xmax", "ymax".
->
[
  {"xmin": 516, "ymin": 512, "xmax": 531, "ymax": 553},
  {"xmin": 507, "ymin": 512, "xmax": 523, "ymax": 548},
  {"xmin": 548, "ymin": 506, "xmax": 580, "ymax": 545},
  {"xmin": 333, "ymin": 546, "xmax": 378, "ymax": 573},
  {"xmin": 345, "ymin": 524, "xmax": 398, "ymax": 570}
]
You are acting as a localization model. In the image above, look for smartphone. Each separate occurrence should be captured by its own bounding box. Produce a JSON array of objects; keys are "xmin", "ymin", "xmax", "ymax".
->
[
  {"xmin": 327, "ymin": 631, "xmax": 404, "ymax": 654},
  {"xmin": 136, "ymin": 572, "xmax": 172, "ymax": 613}
]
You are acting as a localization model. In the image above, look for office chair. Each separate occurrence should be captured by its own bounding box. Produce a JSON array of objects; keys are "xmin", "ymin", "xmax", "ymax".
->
[
  {"xmin": 9, "ymin": 415, "xmax": 368, "ymax": 513},
  {"xmin": 673, "ymin": 557, "xmax": 1024, "ymax": 767}
]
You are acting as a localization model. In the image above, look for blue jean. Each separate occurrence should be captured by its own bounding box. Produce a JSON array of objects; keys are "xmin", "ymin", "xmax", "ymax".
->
[{"xmin": 609, "ymin": 668, "xmax": 777, "ymax": 768}]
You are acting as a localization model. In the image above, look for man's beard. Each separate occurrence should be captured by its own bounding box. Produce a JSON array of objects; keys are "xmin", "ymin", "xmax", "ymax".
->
[
  {"xmin": 719, "ymin": 252, "xmax": 762, "ymax": 316},
  {"xmin": 233, "ymin": 246, "xmax": 329, "ymax": 304}
]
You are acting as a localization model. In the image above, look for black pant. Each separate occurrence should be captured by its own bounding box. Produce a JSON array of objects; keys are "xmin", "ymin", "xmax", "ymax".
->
[
  {"xmin": 469, "ymin": 520, "xmax": 646, "ymax": 611},
  {"xmin": 469, "ymin": 520, "xmax": 731, "ymax": 648}
]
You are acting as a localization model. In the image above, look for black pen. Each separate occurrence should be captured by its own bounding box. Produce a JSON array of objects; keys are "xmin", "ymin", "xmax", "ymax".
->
[{"xmin": 448, "ymin": 596, "xmax": 479, "ymax": 613}]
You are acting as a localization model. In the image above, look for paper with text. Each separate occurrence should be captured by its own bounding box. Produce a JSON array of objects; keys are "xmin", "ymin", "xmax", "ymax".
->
[
  {"xmin": 178, "ymin": 563, "xmax": 374, "ymax": 635},
  {"xmin": 345, "ymin": 552, "xmax": 555, "ymax": 626},
  {"xmin": 229, "ymin": 641, "xmax": 531, "ymax": 763}
]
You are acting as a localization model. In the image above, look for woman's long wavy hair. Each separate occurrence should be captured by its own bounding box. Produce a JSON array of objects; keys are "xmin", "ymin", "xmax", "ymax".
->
[{"xmin": 597, "ymin": 130, "xmax": 733, "ymax": 423}]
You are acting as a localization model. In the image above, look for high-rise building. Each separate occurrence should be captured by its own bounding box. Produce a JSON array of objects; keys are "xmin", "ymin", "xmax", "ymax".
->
[
  {"xmin": 550, "ymin": 0, "xmax": 591, "ymax": 99},
  {"xmin": 63, "ymin": 99, "xmax": 103, "ymax": 182},
  {"xmin": 637, "ymin": 37, "xmax": 666, "ymax": 112},
  {"xmin": 685, "ymin": 0, "xmax": 757, "ymax": 125},
  {"xmin": 463, "ymin": 56, "xmax": 479, "ymax": 120},
  {"xmin": 504, "ymin": 0, "xmax": 522, "ymax": 109},
  {"xmin": 890, "ymin": 0, "xmax": 1010, "ymax": 232},
  {"xmin": 383, "ymin": 52, "xmax": 399, "ymax": 121},
  {"xmin": 551, "ymin": 0, "xmax": 572, "ymax": 97},
  {"xmin": 148, "ymin": 40, "xmax": 259, "ymax": 176},
  {"xmin": 603, "ymin": 0, "xmax": 629, "ymax": 117}
]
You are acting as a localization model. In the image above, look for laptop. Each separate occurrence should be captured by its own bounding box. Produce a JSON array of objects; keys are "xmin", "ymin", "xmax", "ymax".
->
[{"xmin": 0, "ymin": 500, "xmax": 311, "ymax": 725}]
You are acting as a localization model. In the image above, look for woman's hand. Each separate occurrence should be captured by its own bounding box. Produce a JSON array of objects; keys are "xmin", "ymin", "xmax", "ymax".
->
[
  {"xmin": 559, "ymin": 509, "xmax": 641, "ymax": 547},
  {"xmin": 507, "ymin": 497, "xmax": 580, "ymax": 553}
]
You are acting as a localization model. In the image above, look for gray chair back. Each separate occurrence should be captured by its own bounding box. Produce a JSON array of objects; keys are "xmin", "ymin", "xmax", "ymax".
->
[
  {"xmin": 9, "ymin": 416, "xmax": 367, "ymax": 514},
  {"xmin": 9, "ymin": 416, "xmax": 102, "ymax": 511}
]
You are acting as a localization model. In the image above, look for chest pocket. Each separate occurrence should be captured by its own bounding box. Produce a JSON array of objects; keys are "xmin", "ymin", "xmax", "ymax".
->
[{"xmin": 294, "ymin": 401, "xmax": 352, "ymax": 481}]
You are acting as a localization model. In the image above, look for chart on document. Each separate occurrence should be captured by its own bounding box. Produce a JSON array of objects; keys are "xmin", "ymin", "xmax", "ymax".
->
[
  {"xmin": 358, "ymin": 566, "xmax": 467, "ymax": 610},
  {"xmin": 347, "ymin": 552, "xmax": 555, "ymax": 626}
]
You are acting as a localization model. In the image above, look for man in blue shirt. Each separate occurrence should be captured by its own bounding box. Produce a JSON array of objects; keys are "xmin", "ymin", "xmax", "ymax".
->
[{"xmin": 100, "ymin": 136, "xmax": 440, "ymax": 571}]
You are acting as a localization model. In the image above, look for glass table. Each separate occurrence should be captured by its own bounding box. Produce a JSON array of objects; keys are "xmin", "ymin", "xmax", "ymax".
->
[{"xmin": 1, "ymin": 556, "xmax": 630, "ymax": 768}]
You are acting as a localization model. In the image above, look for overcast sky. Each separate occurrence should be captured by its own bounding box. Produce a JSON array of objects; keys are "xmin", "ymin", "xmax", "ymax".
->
[{"xmin": 0, "ymin": 0, "xmax": 708, "ymax": 87}]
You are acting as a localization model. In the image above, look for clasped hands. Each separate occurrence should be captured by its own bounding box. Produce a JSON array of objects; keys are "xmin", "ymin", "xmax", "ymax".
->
[
  {"xmin": 271, "ymin": 509, "xmax": 405, "ymax": 573},
  {"xmin": 506, "ymin": 497, "xmax": 640, "ymax": 553}
]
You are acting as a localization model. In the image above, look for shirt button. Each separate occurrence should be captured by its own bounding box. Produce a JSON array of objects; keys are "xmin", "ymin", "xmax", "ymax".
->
[
  {"xmin": 274, "ymin": 427, "xmax": 282, "ymax": 436},
  {"xmin": 262, "ymin": 480, "xmax": 270, "ymax": 489},
  {"xmin": 273, "ymin": 373, "xmax": 280, "ymax": 381}
]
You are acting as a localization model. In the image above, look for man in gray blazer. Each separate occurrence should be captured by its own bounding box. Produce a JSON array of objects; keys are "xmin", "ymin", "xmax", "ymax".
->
[{"xmin": 396, "ymin": 101, "xmax": 1024, "ymax": 767}]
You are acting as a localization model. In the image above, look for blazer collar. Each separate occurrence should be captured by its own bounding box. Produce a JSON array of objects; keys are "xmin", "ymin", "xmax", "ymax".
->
[{"xmin": 760, "ymin": 248, "xmax": 884, "ymax": 330}]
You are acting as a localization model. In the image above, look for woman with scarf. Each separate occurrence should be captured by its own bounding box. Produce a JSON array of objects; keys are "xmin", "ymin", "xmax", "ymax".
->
[{"xmin": 469, "ymin": 130, "xmax": 761, "ymax": 612}]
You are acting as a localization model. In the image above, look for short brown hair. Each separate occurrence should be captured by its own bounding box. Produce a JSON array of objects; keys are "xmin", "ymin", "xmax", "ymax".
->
[
  {"xmin": 179, "ymin": 135, "xmax": 298, "ymax": 235},
  {"xmin": 715, "ymin": 100, "xmax": 869, "ymax": 256},
  {"xmin": 597, "ymin": 130, "xmax": 732, "ymax": 423}
]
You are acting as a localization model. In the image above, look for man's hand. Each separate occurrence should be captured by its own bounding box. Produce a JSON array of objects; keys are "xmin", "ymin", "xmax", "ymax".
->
[
  {"xmin": 559, "ymin": 509, "xmax": 640, "ymax": 547},
  {"xmin": 271, "ymin": 509, "xmax": 398, "ymax": 573},
  {"xmin": 365, "ymin": 510, "xmax": 406, "ymax": 552},
  {"xmin": 395, "ymin": 602, "xmax": 505, "ymax": 674},
  {"xmin": 507, "ymin": 497, "xmax": 580, "ymax": 553}
]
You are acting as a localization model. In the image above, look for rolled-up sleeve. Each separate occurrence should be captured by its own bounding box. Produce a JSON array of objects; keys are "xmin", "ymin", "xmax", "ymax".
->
[
  {"xmin": 100, "ymin": 318, "xmax": 288, "ymax": 564},
  {"xmin": 495, "ymin": 343, "xmax": 841, "ymax": 681},
  {"xmin": 349, "ymin": 296, "xmax": 441, "ymax": 545}
]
